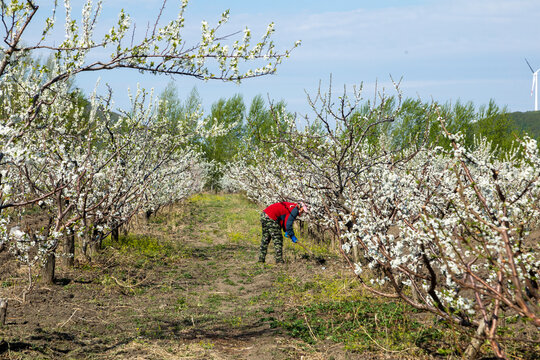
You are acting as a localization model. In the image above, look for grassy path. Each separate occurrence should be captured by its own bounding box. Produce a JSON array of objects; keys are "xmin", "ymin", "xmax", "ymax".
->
[
  {"xmin": 3, "ymin": 193, "xmax": 518, "ymax": 359},
  {"xmin": 0, "ymin": 193, "xmax": 361, "ymax": 359}
]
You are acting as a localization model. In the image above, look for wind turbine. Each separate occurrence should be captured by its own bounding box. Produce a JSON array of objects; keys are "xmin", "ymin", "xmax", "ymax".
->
[{"xmin": 525, "ymin": 58, "xmax": 539, "ymax": 111}]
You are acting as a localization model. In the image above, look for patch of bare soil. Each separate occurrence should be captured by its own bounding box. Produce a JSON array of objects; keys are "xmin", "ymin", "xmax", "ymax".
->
[{"xmin": 0, "ymin": 196, "xmax": 378, "ymax": 360}]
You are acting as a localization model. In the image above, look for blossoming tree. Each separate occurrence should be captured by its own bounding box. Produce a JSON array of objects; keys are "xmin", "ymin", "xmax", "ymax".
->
[
  {"xmin": 229, "ymin": 83, "xmax": 539, "ymax": 358},
  {"xmin": 0, "ymin": 0, "xmax": 297, "ymax": 320}
]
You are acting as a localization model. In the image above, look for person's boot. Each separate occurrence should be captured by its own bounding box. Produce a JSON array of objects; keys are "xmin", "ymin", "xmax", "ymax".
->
[
  {"xmin": 275, "ymin": 258, "xmax": 284, "ymax": 264},
  {"xmin": 258, "ymin": 256, "xmax": 265, "ymax": 263}
]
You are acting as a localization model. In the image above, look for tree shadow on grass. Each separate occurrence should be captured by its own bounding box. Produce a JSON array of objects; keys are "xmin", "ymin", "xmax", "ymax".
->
[
  {"xmin": 1, "ymin": 328, "xmax": 133, "ymax": 358},
  {"xmin": 54, "ymin": 278, "xmax": 71, "ymax": 286},
  {"xmin": 137, "ymin": 317, "xmax": 280, "ymax": 342},
  {"xmin": 0, "ymin": 340, "xmax": 34, "ymax": 354}
]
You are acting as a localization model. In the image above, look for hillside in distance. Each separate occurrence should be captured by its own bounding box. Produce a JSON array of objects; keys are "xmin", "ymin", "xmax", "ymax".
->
[{"xmin": 508, "ymin": 110, "xmax": 540, "ymax": 139}]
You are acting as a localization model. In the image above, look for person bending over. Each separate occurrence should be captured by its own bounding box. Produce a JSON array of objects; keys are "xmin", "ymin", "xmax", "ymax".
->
[{"xmin": 258, "ymin": 201, "xmax": 308, "ymax": 264}]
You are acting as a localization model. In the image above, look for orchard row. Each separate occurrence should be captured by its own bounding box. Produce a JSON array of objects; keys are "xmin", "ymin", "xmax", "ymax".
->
[{"xmin": 227, "ymin": 84, "xmax": 539, "ymax": 358}]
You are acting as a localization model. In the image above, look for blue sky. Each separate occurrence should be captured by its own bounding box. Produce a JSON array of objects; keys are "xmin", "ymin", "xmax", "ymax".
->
[{"xmin": 67, "ymin": 0, "xmax": 540, "ymax": 116}]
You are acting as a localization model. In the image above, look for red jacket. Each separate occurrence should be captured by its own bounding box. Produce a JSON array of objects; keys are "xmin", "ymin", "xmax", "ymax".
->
[{"xmin": 263, "ymin": 202, "xmax": 299, "ymax": 237}]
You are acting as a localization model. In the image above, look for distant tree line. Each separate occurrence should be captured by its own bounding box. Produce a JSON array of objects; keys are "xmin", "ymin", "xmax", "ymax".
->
[
  {"xmin": 157, "ymin": 83, "xmax": 525, "ymax": 191},
  {"xmin": 507, "ymin": 110, "xmax": 540, "ymax": 140}
]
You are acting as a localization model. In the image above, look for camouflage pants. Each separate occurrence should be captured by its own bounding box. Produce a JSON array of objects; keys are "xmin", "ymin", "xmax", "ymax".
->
[{"xmin": 259, "ymin": 212, "xmax": 283, "ymax": 263}]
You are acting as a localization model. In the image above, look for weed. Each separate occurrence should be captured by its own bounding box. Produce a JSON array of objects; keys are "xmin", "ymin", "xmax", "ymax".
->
[
  {"xmin": 206, "ymin": 293, "xmax": 236, "ymax": 308},
  {"xmin": 201, "ymin": 236, "xmax": 214, "ymax": 244},
  {"xmin": 227, "ymin": 231, "xmax": 244, "ymax": 243},
  {"xmin": 147, "ymin": 214, "xmax": 167, "ymax": 224},
  {"xmin": 224, "ymin": 315, "xmax": 243, "ymax": 328},
  {"xmin": 158, "ymin": 285, "xmax": 172, "ymax": 293},
  {"xmin": 137, "ymin": 323, "xmax": 165, "ymax": 339},
  {"xmin": 100, "ymin": 274, "xmax": 114, "ymax": 287},
  {"xmin": 198, "ymin": 340, "xmax": 215, "ymax": 350},
  {"xmin": 175, "ymin": 296, "xmax": 188, "ymax": 312},
  {"xmin": 275, "ymin": 299, "xmax": 442, "ymax": 354},
  {"xmin": 103, "ymin": 234, "xmax": 174, "ymax": 258},
  {"xmin": 180, "ymin": 272, "xmax": 194, "ymax": 279},
  {"xmin": 133, "ymin": 258, "xmax": 149, "ymax": 269},
  {"xmin": 248, "ymin": 291, "xmax": 271, "ymax": 305}
]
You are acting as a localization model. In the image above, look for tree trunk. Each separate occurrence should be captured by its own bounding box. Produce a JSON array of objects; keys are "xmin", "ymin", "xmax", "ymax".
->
[
  {"xmin": 112, "ymin": 226, "xmax": 119, "ymax": 242},
  {"xmin": 63, "ymin": 231, "xmax": 75, "ymax": 267},
  {"xmin": 410, "ymin": 284, "xmax": 420, "ymax": 304},
  {"xmin": 82, "ymin": 227, "xmax": 94, "ymax": 262},
  {"xmin": 145, "ymin": 210, "xmax": 153, "ymax": 222},
  {"xmin": 88, "ymin": 229, "xmax": 103, "ymax": 259},
  {"xmin": 331, "ymin": 234, "xmax": 337, "ymax": 252},
  {"xmin": 88, "ymin": 241, "xmax": 100, "ymax": 259},
  {"xmin": 352, "ymin": 243, "xmax": 359, "ymax": 263},
  {"xmin": 0, "ymin": 298, "xmax": 7, "ymax": 326},
  {"xmin": 82, "ymin": 236, "xmax": 89, "ymax": 261},
  {"xmin": 41, "ymin": 251, "xmax": 56, "ymax": 285},
  {"xmin": 463, "ymin": 321, "xmax": 486, "ymax": 360}
]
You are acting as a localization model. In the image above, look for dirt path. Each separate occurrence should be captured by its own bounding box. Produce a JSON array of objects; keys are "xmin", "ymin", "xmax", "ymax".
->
[
  {"xmin": 0, "ymin": 194, "xmax": 372, "ymax": 360},
  {"xmin": 8, "ymin": 194, "xmax": 534, "ymax": 359}
]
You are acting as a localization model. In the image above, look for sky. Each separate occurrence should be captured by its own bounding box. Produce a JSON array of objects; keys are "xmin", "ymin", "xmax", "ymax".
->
[{"xmin": 64, "ymin": 0, "xmax": 540, "ymax": 117}]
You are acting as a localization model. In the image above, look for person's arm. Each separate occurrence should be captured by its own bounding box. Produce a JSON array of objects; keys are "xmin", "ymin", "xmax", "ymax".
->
[{"xmin": 285, "ymin": 207, "xmax": 299, "ymax": 238}]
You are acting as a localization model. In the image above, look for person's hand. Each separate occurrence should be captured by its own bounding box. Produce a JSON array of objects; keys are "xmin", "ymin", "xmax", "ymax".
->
[{"xmin": 291, "ymin": 235, "xmax": 298, "ymax": 243}]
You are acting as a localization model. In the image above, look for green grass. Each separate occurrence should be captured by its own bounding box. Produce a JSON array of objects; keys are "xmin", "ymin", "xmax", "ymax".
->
[
  {"xmin": 188, "ymin": 192, "xmax": 261, "ymax": 245},
  {"xmin": 103, "ymin": 233, "xmax": 171, "ymax": 257},
  {"xmin": 274, "ymin": 299, "xmax": 445, "ymax": 354}
]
